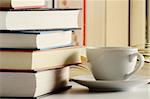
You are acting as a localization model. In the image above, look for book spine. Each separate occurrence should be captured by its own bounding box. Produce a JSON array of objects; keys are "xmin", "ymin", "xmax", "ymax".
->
[{"xmin": 83, "ymin": 0, "xmax": 86, "ymax": 46}]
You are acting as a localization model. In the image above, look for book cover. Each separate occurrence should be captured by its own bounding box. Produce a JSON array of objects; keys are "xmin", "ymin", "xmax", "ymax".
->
[
  {"xmin": 0, "ymin": 30, "xmax": 75, "ymax": 50},
  {"xmin": 0, "ymin": 9, "xmax": 80, "ymax": 30},
  {"xmin": 0, "ymin": 0, "xmax": 47, "ymax": 9},
  {"xmin": 0, "ymin": 66, "xmax": 69, "ymax": 97},
  {"xmin": 0, "ymin": 46, "xmax": 86, "ymax": 71}
]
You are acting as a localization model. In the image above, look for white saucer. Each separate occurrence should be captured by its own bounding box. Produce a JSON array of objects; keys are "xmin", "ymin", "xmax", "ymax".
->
[{"xmin": 71, "ymin": 75, "xmax": 150, "ymax": 91}]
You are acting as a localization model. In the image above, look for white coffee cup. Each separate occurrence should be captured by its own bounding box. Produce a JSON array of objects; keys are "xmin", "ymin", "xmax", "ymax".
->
[{"xmin": 86, "ymin": 47, "xmax": 145, "ymax": 80}]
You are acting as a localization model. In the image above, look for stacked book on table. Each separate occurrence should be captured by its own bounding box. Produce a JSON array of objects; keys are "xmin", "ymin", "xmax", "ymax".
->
[{"xmin": 0, "ymin": 0, "xmax": 85, "ymax": 97}]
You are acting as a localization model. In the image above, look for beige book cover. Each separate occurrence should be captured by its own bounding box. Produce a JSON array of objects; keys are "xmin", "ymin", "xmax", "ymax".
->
[
  {"xmin": 130, "ymin": 0, "xmax": 146, "ymax": 48},
  {"xmin": 0, "ymin": 0, "xmax": 46, "ymax": 8},
  {"xmin": 106, "ymin": 0, "xmax": 129, "ymax": 47},
  {"xmin": 0, "ymin": 47, "xmax": 86, "ymax": 71}
]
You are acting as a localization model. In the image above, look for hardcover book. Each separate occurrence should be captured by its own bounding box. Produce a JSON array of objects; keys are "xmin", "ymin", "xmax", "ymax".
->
[
  {"xmin": 0, "ymin": 30, "xmax": 74, "ymax": 49},
  {"xmin": 0, "ymin": 9, "xmax": 80, "ymax": 30},
  {"xmin": 0, "ymin": 47, "xmax": 86, "ymax": 71},
  {"xmin": 0, "ymin": 66, "xmax": 69, "ymax": 97},
  {"xmin": 0, "ymin": 0, "xmax": 47, "ymax": 9}
]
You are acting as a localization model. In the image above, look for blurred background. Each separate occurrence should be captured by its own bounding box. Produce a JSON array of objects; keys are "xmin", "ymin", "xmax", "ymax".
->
[{"xmin": 49, "ymin": 0, "xmax": 150, "ymax": 77}]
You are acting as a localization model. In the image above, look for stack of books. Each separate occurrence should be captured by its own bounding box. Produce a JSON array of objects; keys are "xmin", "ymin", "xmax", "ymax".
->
[{"xmin": 0, "ymin": 0, "xmax": 85, "ymax": 97}]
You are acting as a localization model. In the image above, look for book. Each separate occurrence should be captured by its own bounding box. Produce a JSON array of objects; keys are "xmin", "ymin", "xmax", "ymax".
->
[
  {"xmin": 0, "ymin": 66, "xmax": 69, "ymax": 97},
  {"xmin": 69, "ymin": 56, "xmax": 92, "ymax": 78},
  {"xmin": 0, "ymin": 47, "xmax": 86, "ymax": 71},
  {"xmin": 57, "ymin": 0, "xmax": 86, "ymax": 46},
  {"xmin": 0, "ymin": 0, "xmax": 47, "ymax": 9},
  {"xmin": 130, "ymin": 0, "xmax": 146, "ymax": 48},
  {"xmin": 0, "ymin": 30, "xmax": 73, "ymax": 50},
  {"xmin": 0, "ymin": 9, "xmax": 80, "ymax": 30},
  {"xmin": 70, "ymin": 64, "xmax": 92, "ymax": 78},
  {"xmin": 148, "ymin": 0, "xmax": 150, "ymax": 44}
]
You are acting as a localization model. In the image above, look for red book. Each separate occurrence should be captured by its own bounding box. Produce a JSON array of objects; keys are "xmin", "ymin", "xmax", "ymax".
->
[{"xmin": 83, "ymin": 0, "xmax": 86, "ymax": 46}]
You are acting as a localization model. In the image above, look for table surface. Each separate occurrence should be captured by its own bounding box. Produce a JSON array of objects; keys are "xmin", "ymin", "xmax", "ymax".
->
[{"xmin": 39, "ymin": 82, "xmax": 150, "ymax": 99}]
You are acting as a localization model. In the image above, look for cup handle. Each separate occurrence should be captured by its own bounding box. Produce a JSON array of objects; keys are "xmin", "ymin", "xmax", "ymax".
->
[{"xmin": 125, "ymin": 53, "xmax": 145, "ymax": 79}]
